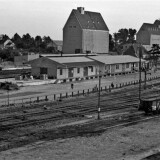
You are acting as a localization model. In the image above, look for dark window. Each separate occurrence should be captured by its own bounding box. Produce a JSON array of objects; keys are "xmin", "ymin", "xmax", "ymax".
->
[
  {"xmin": 60, "ymin": 69, "xmax": 63, "ymax": 75},
  {"xmin": 89, "ymin": 66, "xmax": 93, "ymax": 72},
  {"xmin": 40, "ymin": 67, "xmax": 47, "ymax": 74},
  {"xmin": 126, "ymin": 64, "xmax": 129, "ymax": 68},
  {"xmin": 115, "ymin": 64, "xmax": 119, "ymax": 69},
  {"xmin": 75, "ymin": 49, "xmax": 81, "ymax": 54},
  {"xmin": 77, "ymin": 68, "xmax": 80, "ymax": 73}
]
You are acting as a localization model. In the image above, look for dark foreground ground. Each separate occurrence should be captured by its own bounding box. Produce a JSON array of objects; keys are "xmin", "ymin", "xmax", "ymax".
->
[{"xmin": 0, "ymin": 116, "xmax": 160, "ymax": 160}]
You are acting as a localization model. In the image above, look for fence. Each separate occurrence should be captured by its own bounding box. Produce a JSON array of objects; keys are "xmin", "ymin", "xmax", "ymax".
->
[{"xmin": 0, "ymin": 75, "xmax": 160, "ymax": 108}]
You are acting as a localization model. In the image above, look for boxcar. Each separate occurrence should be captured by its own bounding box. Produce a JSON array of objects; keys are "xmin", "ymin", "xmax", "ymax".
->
[{"xmin": 139, "ymin": 98, "xmax": 160, "ymax": 114}]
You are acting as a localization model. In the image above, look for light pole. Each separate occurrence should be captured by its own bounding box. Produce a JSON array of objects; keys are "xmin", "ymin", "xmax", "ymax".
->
[{"xmin": 97, "ymin": 69, "xmax": 101, "ymax": 120}]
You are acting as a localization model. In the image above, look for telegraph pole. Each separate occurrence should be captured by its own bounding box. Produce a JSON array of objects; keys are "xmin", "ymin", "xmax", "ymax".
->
[{"xmin": 97, "ymin": 69, "xmax": 101, "ymax": 120}]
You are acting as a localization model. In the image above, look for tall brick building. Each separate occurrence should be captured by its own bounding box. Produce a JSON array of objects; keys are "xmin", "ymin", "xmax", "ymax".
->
[{"xmin": 62, "ymin": 7, "xmax": 109, "ymax": 54}]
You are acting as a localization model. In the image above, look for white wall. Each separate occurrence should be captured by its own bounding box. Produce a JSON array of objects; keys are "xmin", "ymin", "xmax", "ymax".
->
[
  {"xmin": 82, "ymin": 30, "xmax": 109, "ymax": 53},
  {"xmin": 57, "ymin": 68, "xmax": 68, "ymax": 79},
  {"xmin": 88, "ymin": 66, "xmax": 96, "ymax": 76},
  {"xmin": 150, "ymin": 34, "xmax": 160, "ymax": 46},
  {"xmin": 73, "ymin": 68, "xmax": 83, "ymax": 77}
]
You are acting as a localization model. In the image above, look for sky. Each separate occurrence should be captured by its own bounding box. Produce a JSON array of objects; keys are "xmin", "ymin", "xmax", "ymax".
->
[{"xmin": 0, "ymin": 0, "xmax": 160, "ymax": 40}]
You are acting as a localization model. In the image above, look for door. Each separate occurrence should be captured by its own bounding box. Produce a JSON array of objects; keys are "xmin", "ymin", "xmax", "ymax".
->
[
  {"xmin": 84, "ymin": 67, "xmax": 88, "ymax": 77},
  {"xmin": 68, "ymin": 68, "xmax": 74, "ymax": 77},
  {"xmin": 122, "ymin": 64, "xmax": 125, "ymax": 72}
]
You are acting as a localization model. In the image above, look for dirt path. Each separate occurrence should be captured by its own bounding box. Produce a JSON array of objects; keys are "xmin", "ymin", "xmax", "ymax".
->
[{"xmin": 0, "ymin": 71, "xmax": 160, "ymax": 103}]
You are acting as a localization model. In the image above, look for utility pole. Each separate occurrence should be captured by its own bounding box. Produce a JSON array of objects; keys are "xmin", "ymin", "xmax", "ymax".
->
[{"xmin": 97, "ymin": 69, "xmax": 101, "ymax": 120}]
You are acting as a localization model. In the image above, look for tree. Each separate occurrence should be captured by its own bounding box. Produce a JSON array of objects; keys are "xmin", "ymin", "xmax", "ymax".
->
[
  {"xmin": 3, "ymin": 34, "xmax": 10, "ymax": 41},
  {"xmin": 12, "ymin": 33, "xmax": 23, "ymax": 48},
  {"xmin": 22, "ymin": 33, "xmax": 35, "ymax": 49},
  {"xmin": 113, "ymin": 28, "xmax": 137, "ymax": 54},
  {"xmin": 35, "ymin": 35, "xmax": 42, "ymax": 47},
  {"xmin": 148, "ymin": 44, "xmax": 160, "ymax": 71},
  {"xmin": 109, "ymin": 34, "xmax": 114, "ymax": 51},
  {"xmin": 117, "ymin": 28, "xmax": 129, "ymax": 44},
  {"xmin": 128, "ymin": 29, "xmax": 137, "ymax": 43}
]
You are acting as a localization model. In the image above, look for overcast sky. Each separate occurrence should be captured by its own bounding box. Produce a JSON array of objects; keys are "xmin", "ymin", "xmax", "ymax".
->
[{"xmin": 0, "ymin": 0, "xmax": 160, "ymax": 40}]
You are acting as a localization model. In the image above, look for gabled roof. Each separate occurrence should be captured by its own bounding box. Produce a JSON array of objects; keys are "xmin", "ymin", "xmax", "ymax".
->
[
  {"xmin": 123, "ymin": 44, "xmax": 148, "ymax": 58},
  {"xmin": 53, "ymin": 40, "xmax": 63, "ymax": 46},
  {"xmin": 72, "ymin": 8, "xmax": 109, "ymax": 31},
  {"xmin": 48, "ymin": 56, "xmax": 102, "ymax": 68},
  {"xmin": 89, "ymin": 55, "xmax": 145, "ymax": 65},
  {"xmin": 139, "ymin": 22, "xmax": 160, "ymax": 31}
]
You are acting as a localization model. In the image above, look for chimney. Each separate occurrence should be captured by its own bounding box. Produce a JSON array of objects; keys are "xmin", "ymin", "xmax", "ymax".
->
[{"xmin": 77, "ymin": 7, "xmax": 85, "ymax": 14}]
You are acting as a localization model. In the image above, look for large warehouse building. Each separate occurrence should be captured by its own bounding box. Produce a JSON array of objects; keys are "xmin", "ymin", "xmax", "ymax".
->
[
  {"xmin": 137, "ymin": 19, "xmax": 160, "ymax": 51},
  {"xmin": 62, "ymin": 7, "xmax": 109, "ymax": 54}
]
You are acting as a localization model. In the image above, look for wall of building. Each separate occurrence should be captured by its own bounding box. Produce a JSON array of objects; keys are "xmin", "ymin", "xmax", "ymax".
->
[
  {"xmin": 63, "ymin": 12, "xmax": 82, "ymax": 54},
  {"xmin": 150, "ymin": 34, "xmax": 160, "ymax": 45},
  {"xmin": 30, "ymin": 58, "xmax": 57, "ymax": 78},
  {"xmin": 73, "ymin": 67, "xmax": 84, "ymax": 77},
  {"xmin": 82, "ymin": 30, "xmax": 109, "ymax": 53},
  {"xmin": 14, "ymin": 54, "xmax": 39, "ymax": 66},
  {"xmin": 88, "ymin": 66, "xmax": 96, "ymax": 76},
  {"xmin": 137, "ymin": 30, "xmax": 150, "ymax": 45},
  {"xmin": 57, "ymin": 68, "xmax": 68, "ymax": 79}
]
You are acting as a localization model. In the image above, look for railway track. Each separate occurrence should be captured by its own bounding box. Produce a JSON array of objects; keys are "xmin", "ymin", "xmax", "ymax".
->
[
  {"xmin": 0, "ymin": 80, "xmax": 159, "ymax": 132},
  {"xmin": 0, "ymin": 78, "xmax": 159, "ymax": 151}
]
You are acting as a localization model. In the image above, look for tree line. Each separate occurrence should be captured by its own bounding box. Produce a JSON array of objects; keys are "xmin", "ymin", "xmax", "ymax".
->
[
  {"xmin": 109, "ymin": 28, "xmax": 137, "ymax": 54},
  {"xmin": 0, "ymin": 33, "xmax": 57, "ymax": 61}
]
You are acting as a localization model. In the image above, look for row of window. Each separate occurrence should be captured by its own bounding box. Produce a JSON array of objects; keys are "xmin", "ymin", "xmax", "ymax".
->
[
  {"xmin": 69, "ymin": 26, "xmax": 76, "ymax": 28},
  {"xmin": 105, "ymin": 63, "xmax": 138, "ymax": 70},
  {"xmin": 59, "ymin": 66, "xmax": 94, "ymax": 75},
  {"xmin": 147, "ymin": 27, "xmax": 159, "ymax": 31}
]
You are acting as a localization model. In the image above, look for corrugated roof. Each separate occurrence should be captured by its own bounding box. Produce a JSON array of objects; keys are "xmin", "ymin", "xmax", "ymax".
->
[
  {"xmin": 73, "ymin": 9, "xmax": 109, "ymax": 31},
  {"xmin": 89, "ymin": 55, "xmax": 145, "ymax": 64},
  {"xmin": 48, "ymin": 56, "xmax": 101, "ymax": 68},
  {"xmin": 48, "ymin": 56, "xmax": 94, "ymax": 63}
]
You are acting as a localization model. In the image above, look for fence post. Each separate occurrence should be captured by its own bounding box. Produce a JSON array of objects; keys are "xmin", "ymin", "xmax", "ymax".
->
[
  {"xmin": 37, "ymin": 97, "xmax": 39, "ymax": 102},
  {"xmin": 72, "ymin": 92, "xmax": 73, "ymax": 97},
  {"xmin": 78, "ymin": 91, "xmax": 79, "ymax": 96},
  {"xmin": 88, "ymin": 89, "xmax": 89, "ymax": 94},
  {"xmin": 54, "ymin": 94, "xmax": 56, "ymax": 100},
  {"xmin": 83, "ymin": 90, "xmax": 85, "ymax": 96},
  {"xmin": 66, "ymin": 92, "xmax": 68, "ymax": 98},
  {"xmin": 22, "ymin": 99, "xmax": 24, "ymax": 107},
  {"xmin": 45, "ymin": 96, "xmax": 48, "ymax": 101}
]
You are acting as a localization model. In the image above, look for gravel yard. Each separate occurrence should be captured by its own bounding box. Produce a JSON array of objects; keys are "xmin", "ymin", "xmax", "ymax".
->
[{"xmin": 0, "ymin": 71, "xmax": 160, "ymax": 103}]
